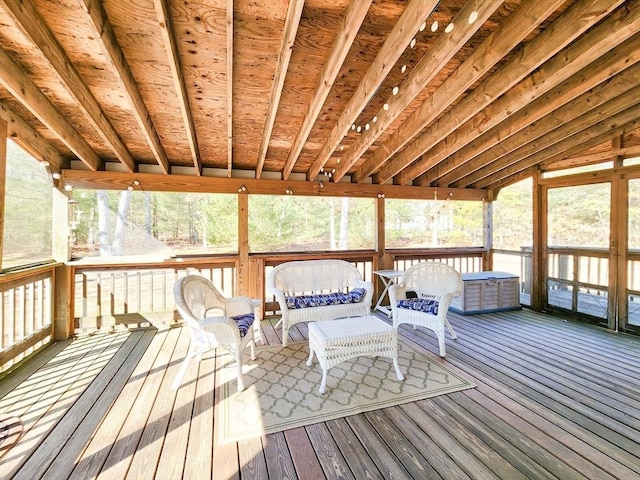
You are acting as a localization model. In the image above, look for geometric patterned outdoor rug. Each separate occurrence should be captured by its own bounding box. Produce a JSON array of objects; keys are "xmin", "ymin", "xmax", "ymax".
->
[{"xmin": 218, "ymin": 339, "xmax": 475, "ymax": 443}]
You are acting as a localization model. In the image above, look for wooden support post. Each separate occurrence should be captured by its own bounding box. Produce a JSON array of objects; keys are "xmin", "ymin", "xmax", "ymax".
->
[
  {"xmin": 483, "ymin": 198, "xmax": 493, "ymax": 271},
  {"xmin": 373, "ymin": 196, "xmax": 392, "ymax": 301},
  {"xmin": 0, "ymin": 119, "xmax": 6, "ymax": 265},
  {"xmin": 612, "ymin": 142, "xmax": 627, "ymax": 332},
  {"xmin": 53, "ymin": 263, "xmax": 73, "ymax": 340},
  {"xmin": 531, "ymin": 167, "xmax": 545, "ymax": 311},
  {"xmin": 52, "ymin": 177, "xmax": 73, "ymax": 338},
  {"xmin": 237, "ymin": 193, "xmax": 250, "ymax": 297}
]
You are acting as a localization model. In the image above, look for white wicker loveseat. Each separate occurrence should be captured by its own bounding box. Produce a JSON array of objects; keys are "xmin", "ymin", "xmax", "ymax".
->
[{"xmin": 267, "ymin": 259, "xmax": 374, "ymax": 346}]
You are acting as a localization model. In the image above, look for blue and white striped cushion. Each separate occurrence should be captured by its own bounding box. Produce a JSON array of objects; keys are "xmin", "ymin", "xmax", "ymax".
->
[
  {"xmin": 285, "ymin": 287, "xmax": 367, "ymax": 309},
  {"xmin": 231, "ymin": 313, "xmax": 255, "ymax": 337},
  {"xmin": 397, "ymin": 298, "xmax": 439, "ymax": 315}
]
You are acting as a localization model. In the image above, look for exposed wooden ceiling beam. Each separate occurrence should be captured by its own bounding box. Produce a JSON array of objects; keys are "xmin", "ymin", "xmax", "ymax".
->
[
  {"xmin": 332, "ymin": 0, "xmax": 501, "ymax": 183},
  {"xmin": 226, "ymin": 0, "xmax": 233, "ymax": 176},
  {"xmin": 1, "ymin": 0, "xmax": 136, "ymax": 173},
  {"xmin": 154, "ymin": 0, "xmax": 202, "ymax": 175},
  {"xmin": 460, "ymin": 80, "xmax": 640, "ymax": 188},
  {"xmin": 382, "ymin": 0, "xmax": 626, "ymax": 186},
  {"xmin": 61, "ymin": 168, "xmax": 488, "ymax": 201},
  {"xmin": 475, "ymin": 103, "xmax": 640, "ymax": 189},
  {"xmin": 305, "ymin": 0, "xmax": 440, "ymax": 181},
  {"xmin": 434, "ymin": 35, "xmax": 640, "ymax": 187},
  {"xmin": 350, "ymin": 0, "xmax": 564, "ymax": 184},
  {"xmin": 0, "ymin": 47, "xmax": 101, "ymax": 171},
  {"xmin": 0, "ymin": 99, "xmax": 66, "ymax": 170},
  {"xmin": 544, "ymin": 145, "xmax": 640, "ymax": 171},
  {"xmin": 79, "ymin": 0, "xmax": 170, "ymax": 174},
  {"xmin": 281, "ymin": 0, "xmax": 373, "ymax": 181},
  {"xmin": 255, "ymin": 0, "xmax": 304, "ymax": 179}
]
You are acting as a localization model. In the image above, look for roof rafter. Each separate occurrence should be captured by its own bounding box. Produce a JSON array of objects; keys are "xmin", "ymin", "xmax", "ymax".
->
[
  {"xmin": 450, "ymin": 59, "xmax": 640, "ymax": 187},
  {"xmin": 79, "ymin": 0, "xmax": 170, "ymax": 174},
  {"xmin": 384, "ymin": 0, "xmax": 629, "ymax": 186},
  {"xmin": 305, "ymin": 0, "xmax": 440, "ymax": 182},
  {"xmin": 281, "ymin": 0, "xmax": 373, "ymax": 181},
  {"xmin": 435, "ymin": 35, "xmax": 640, "ymax": 187},
  {"xmin": 153, "ymin": 0, "xmax": 202, "ymax": 175},
  {"xmin": 476, "ymin": 102, "xmax": 640, "ymax": 189},
  {"xmin": 544, "ymin": 145, "xmax": 640, "ymax": 171},
  {"xmin": 1, "ymin": 0, "xmax": 136, "ymax": 172},
  {"xmin": 0, "ymin": 99, "xmax": 66, "ymax": 169},
  {"xmin": 331, "ymin": 0, "xmax": 502, "ymax": 183},
  {"xmin": 0, "ymin": 46, "xmax": 101, "ymax": 170},
  {"xmin": 255, "ymin": 0, "xmax": 304, "ymax": 179},
  {"xmin": 350, "ymin": 0, "xmax": 565, "ymax": 184}
]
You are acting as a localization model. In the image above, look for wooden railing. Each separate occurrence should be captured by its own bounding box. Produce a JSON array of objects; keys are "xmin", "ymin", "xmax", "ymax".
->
[
  {"xmin": 1, "ymin": 249, "xmax": 490, "ymax": 369},
  {"xmin": 546, "ymin": 246, "xmax": 610, "ymax": 319},
  {"xmin": 0, "ymin": 264, "xmax": 54, "ymax": 372},
  {"xmin": 389, "ymin": 248, "xmax": 485, "ymax": 273},
  {"xmin": 70, "ymin": 258, "xmax": 238, "ymax": 332}
]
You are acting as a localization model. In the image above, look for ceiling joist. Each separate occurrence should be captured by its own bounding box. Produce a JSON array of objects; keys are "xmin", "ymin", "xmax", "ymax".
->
[{"xmin": 0, "ymin": 0, "xmax": 637, "ymax": 194}]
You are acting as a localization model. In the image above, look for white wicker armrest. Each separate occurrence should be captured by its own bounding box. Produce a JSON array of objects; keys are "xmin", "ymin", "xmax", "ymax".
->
[{"xmin": 224, "ymin": 296, "xmax": 255, "ymax": 317}]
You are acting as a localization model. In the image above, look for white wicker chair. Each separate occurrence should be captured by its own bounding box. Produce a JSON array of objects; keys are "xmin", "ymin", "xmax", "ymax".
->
[
  {"xmin": 389, "ymin": 262, "xmax": 463, "ymax": 357},
  {"xmin": 172, "ymin": 275, "xmax": 257, "ymax": 392}
]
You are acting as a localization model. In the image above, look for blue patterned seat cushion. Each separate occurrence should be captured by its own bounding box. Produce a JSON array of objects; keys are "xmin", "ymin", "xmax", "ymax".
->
[
  {"xmin": 397, "ymin": 298, "xmax": 440, "ymax": 315},
  {"xmin": 231, "ymin": 313, "xmax": 255, "ymax": 337},
  {"xmin": 285, "ymin": 287, "xmax": 367, "ymax": 309}
]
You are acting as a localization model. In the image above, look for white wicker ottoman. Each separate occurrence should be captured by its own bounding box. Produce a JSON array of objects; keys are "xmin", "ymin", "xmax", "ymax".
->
[{"xmin": 306, "ymin": 315, "xmax": 404, "ymax": 394}]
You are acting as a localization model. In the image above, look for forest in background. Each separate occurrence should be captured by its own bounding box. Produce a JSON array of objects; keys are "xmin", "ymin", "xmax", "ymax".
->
[{"xmin": 6, "ymin": 137, "xmax": 640, "ymax": 265}]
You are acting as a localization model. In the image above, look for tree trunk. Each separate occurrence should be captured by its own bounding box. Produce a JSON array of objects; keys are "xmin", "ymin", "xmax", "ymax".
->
[
  {"xmin": 97, "ymin": 190, "xmax": 111, "ymax": 256},
  {"xmin": 339, "ymin": 197, "xmax": 349, "ymax": 249},
  {"xmin": 111, "ymin": 190, "xmax": 132, "ymax": 256}
]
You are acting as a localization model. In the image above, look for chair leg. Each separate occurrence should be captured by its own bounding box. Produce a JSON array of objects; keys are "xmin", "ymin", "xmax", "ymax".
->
[
  {"xmin": 436, "ymin": 330, "xmax": 446, "ymax": 357},
  {"xmin": 236, "ymin": 349, "xmax": 245, "ymax": 392},
  {"xmin": 249, "ymin": 339, "xmax": 256, "ymax": 360},
  {"xmin": 172, "ymin": 351, "xmax": 195, "ymax": 390},
  {"xmin": 445, "ymin": 317, "xmax": 457, "ymax": 339}
]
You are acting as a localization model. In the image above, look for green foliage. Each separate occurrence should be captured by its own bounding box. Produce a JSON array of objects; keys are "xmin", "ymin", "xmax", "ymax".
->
[
  {"xmin": 494, "ymin": 178, "xmax": 533, "ymax": 250},
  {"xmin": 548, "ymin": 183, "xmax": 610, "ymax": 248},
  {"xmin": 248, "ymin": 195, "xmax": 375, "ymax": 252},
  {"xmin": 2, "ymin": 141, "xmax": 52, "ymax": 268},
  {"xmin": 71, "ymin": 190, "xmax": 238, "ymax": 257}
]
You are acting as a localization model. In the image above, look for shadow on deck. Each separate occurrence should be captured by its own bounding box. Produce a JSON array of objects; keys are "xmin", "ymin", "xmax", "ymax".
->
[{"xmin": 1, "ymin": 309, "xmax": 640, "ymax": 479}]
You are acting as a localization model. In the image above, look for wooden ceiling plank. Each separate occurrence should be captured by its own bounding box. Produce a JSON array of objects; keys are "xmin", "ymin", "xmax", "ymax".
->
[
  {"xmin": 255, "ymin": 0, "xmax": 305, "ymax": 179},
  {"xmin": 154, "ymin": 0, "xmax": 202, "ymax": 175},
  {"xmin": 226, "ymin": 0, "xmax": 233, "ymax": 176},
  {"xmin": 281, "ymin": 0, "xmax": 373, "ymax": 181},
  {"xmin": 79, "ymin": 0, "xmax": 170, "ymax": 174},
  {"xmin": 0, "ymin": 99, "xmax": 66, "ymax": 170},
  {"xmin": 332, "ymin": 0, "xmax": 501, "ymax": 183},
  {"xmin": 474, "ymin": 103, "xmax": 640, "ymax": 189},
  {"xmin": 306, "ymin": 0, "xmax": 440, "ymax": 182},
  {"xmin": 435, "ymin": 35, "xmax": 640, "ymax": 187},
  {"xmin": 1, "ymin": 0, "xmax": 136, "ymax": 172},
  {"xmin": 0, "ymin": 46, "xmax": 101, "ymax": 171},
  {"xmin": 383, "ymin": 0, "xmax": 625, "ymax": 186},
  {"xmin": 458, "ymin": 79, "xmax": 640, "ymax": 188},
  {"xmin": 351, "ymin": 0, "xmax": 565, "ymax": 184}
]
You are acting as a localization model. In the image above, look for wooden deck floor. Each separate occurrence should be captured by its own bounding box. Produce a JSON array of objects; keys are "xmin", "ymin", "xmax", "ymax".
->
[{"xmin": 1, "ymin": 309, "xmax": 640, "ymax": 480}]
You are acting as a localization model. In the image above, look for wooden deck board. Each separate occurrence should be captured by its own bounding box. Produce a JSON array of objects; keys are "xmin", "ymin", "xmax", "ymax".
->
[{"xmin": 1, "ymin": 309, "xmax": 640, "ymax": 479}]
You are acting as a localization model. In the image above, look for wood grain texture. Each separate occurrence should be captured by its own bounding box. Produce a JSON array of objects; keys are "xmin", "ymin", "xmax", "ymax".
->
[{"xmin": 0, "ymin": 0, "xmax": 639, "ymax": 191}]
